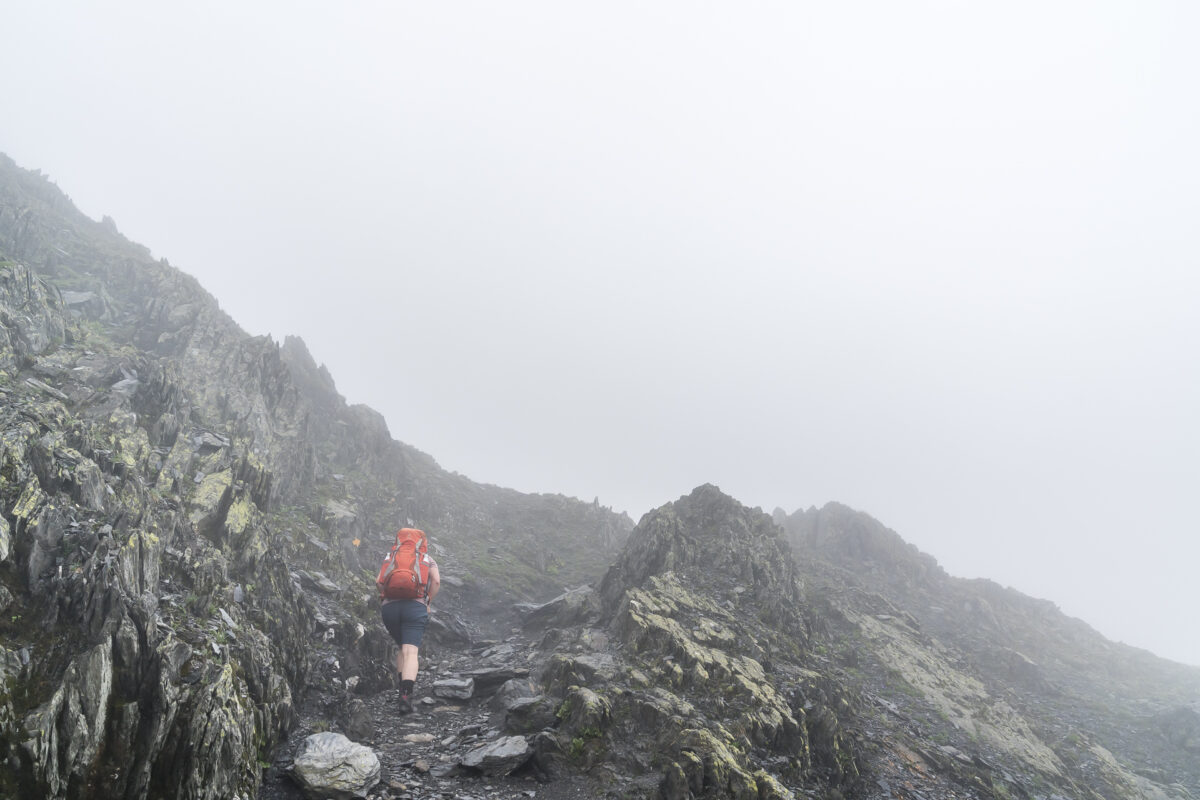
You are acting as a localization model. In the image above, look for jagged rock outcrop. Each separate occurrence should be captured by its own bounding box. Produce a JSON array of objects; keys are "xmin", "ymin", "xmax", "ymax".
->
[
  {"xmin": 0, "ymin": 258, "xmax": 313, "ymax": 798},
  {"xmin": 515, "ymin": 485, "xmax": 864, "ymax": 799}
]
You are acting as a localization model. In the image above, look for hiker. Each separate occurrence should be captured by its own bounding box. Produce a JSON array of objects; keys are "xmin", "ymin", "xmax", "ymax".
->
[{"xmin": 377, "ymin": 528, "xmax": 441, "ymax": 714}]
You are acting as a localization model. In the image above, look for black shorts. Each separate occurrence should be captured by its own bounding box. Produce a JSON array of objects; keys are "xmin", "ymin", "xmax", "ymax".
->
[{"xmin": 381, "ymin": 599, "xmax": 429, "ymax": 647}]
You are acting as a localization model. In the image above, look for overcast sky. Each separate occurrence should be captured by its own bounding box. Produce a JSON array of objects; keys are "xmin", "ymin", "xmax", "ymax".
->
[{"xmin": 5, "ymin": 2, "xmax": 1198, "ymax": 666}]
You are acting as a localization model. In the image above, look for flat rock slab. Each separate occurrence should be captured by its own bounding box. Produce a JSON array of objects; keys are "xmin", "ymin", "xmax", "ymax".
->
[
  {"xmin": 461, "ymin": 735, "xmax": 533, "ymax": 776},
  {"xmin": 291, "ymin": 732, "xmax": 380, "ymax": 800},
  {"xmin": 433, "ymin": 677, "xmax": 475, "ymax": 699},
  {"xmin": 466, "ymin": 665, "xmax": 528, "ymax": 692}
]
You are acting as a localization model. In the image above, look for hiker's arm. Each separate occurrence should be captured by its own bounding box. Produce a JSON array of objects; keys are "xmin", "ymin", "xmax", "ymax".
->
[{"xmin": 426, "ymin": 564, "xmax": 441, "ymax": 606}]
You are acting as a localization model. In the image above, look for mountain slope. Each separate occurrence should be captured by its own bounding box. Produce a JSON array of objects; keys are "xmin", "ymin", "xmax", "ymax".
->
[
  {"xmin": 777, "ymin": 502, "xmax": 1200, "ymax": 799},
  {"xmin": 1, "ymin": 152, "xmax": 1196, "ymax": 800},
  {"xmin": 0, "ymin": 153, "xmax": 631, "ymax": 799}
]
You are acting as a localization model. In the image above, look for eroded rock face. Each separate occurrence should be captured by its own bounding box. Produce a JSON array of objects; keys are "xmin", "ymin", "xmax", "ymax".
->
[
  {"xmin": 0, "ymin": 261, "xmax": 64, "ymax": 371},
  {"xmin": 21, "ymin": 641, "xmax": 113, "ymax": 798}
]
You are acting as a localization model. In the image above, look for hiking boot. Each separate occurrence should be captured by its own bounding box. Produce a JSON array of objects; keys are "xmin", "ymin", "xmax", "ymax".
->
[{"xmin": 397, "ymin": 690, "xmax": 414, "ymax": 715}]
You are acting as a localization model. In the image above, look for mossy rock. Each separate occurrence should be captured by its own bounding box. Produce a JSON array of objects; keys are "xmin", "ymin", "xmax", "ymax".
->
[
  {"xmin": 557, "ymin": 685, "xmax": 611, "ymax": 735},
  {"xmin": 664, "ymin": 727, "xmax": 758, "ymax": 799}
]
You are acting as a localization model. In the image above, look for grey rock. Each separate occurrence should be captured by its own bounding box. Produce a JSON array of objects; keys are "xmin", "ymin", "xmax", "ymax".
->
[
  {"xmin": 478, "ymin": 642, "xmax": 518, "ymax": 660},
  {"xmin": 0, "ymin": 645, "xmax": 26, "ymax": 728},
  {"xmin": 461, "ymin": 735, "xmax": 533, "ymax": 776},
  {"xmin": 110, "ymin": 367, "xmax": 139, "ymax": 395},
  {"xmin": 0, "ymin": 263, "xmax": 65, "ymax": 366},
  {"xmin": 516, "ymin": 585, "xmax": 598, "ymax": 631},
  {"xmin": 568, "ymin": 653, "xmax": 613, "ymax": 682},
  {"xmin": 557, "ymin": 686, "xmax": 610, "ymax": 733},
  {"xmin": 428, "ymin": 612, "xmax": 473, "ymax": 646},
  {"xmin": 25, "ymin": 377, "xmax": 68, "ymax": 401},
  {"xmin": 490, "ymin": 677, "xmax": 541, "ymax": 712},
  {"xmin": 341, "ymin": 699, "xmax": 374, "ymax": 744},
  {"xmin": 466, "ymin": 665, "xmax": 527, "ymax": 693},
  {"xmin": 504, "ymin": 696, "xmax": 557, "ymax": 735},
  {"xmin": 60, "ymin": 288, "xmax": 111, "ymax": 319},
  {"xmin": 191, "ymin": 430, "xmax": 229, "ymax": 452},
  {"xmin": 61, "ymin": 289, "xmax": 98, "ymax": 306},
  {"xmin": 429, "ymin": 762, "xmax": 466, "ymax": 778},
  {"xmin": 433, "ymin": 677, "xmax": 475, "ymax": 699},
  {"xmin": 20, "ymin": 642, "xmax": 114, "ymax": 798},
  {"xmin": 1158, "ymin": 706, "xmax": 1200, "ymax": 753},
  {"xmin": 26, "ymin": 503, "xmax": 66, "ymax": 584},
  {"xmin": 301, "ymin": 570, "xmax": 343, "ymax": 594},
  {"xmin": 71, "ymin": 459, "xmax": 106, "ymax": 510},
  {"xmin": 319, "ymin": 499, "xmax": 359, "ymax": 529},
  {"xmin": 291, "ymin": 732, "xmax": 380, "ymax": 800}
]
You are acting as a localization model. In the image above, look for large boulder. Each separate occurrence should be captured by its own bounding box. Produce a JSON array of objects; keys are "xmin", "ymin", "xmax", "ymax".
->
[{"xmin": 290, "ymin": 732, "xmax": 380, "ymax": 800}]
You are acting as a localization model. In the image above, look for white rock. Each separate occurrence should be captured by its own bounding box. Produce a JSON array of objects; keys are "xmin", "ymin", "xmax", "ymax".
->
[{"xmin": 291, "ymin": 732, "xmax": 380, "ymax": 800}]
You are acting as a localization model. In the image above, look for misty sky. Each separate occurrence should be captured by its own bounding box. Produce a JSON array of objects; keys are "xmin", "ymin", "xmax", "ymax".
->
[{"xmin": 4, "ymin": 2, "xmax": 1198, "ymax": 666}]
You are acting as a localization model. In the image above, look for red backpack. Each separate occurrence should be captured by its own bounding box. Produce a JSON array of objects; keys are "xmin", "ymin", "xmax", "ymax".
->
[{"xmin": 376, "ymin": 528, "xmax": 430, "ymax": 600}]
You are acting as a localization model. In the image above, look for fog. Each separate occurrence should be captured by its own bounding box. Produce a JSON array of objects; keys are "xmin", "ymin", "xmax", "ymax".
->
[{"xmin": 5, "ymin": 2, "xmax": 1198, "ymax": 666}]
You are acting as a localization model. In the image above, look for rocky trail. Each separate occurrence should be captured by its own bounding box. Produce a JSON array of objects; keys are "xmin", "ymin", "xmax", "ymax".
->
[{"xmin": 259, "ymin": 618, "xmax": 621, "ymax": 800}]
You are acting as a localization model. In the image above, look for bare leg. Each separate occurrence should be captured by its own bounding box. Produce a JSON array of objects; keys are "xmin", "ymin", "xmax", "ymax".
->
[{"xmin": 399, "ymin": 644, "xmax": 420, "ymax": 682}]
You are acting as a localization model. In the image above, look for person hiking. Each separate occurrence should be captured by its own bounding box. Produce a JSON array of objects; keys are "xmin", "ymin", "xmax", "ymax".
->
[{"xmin": 377, "ymin": 528, "xmax": 441, "ymax": 714}]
